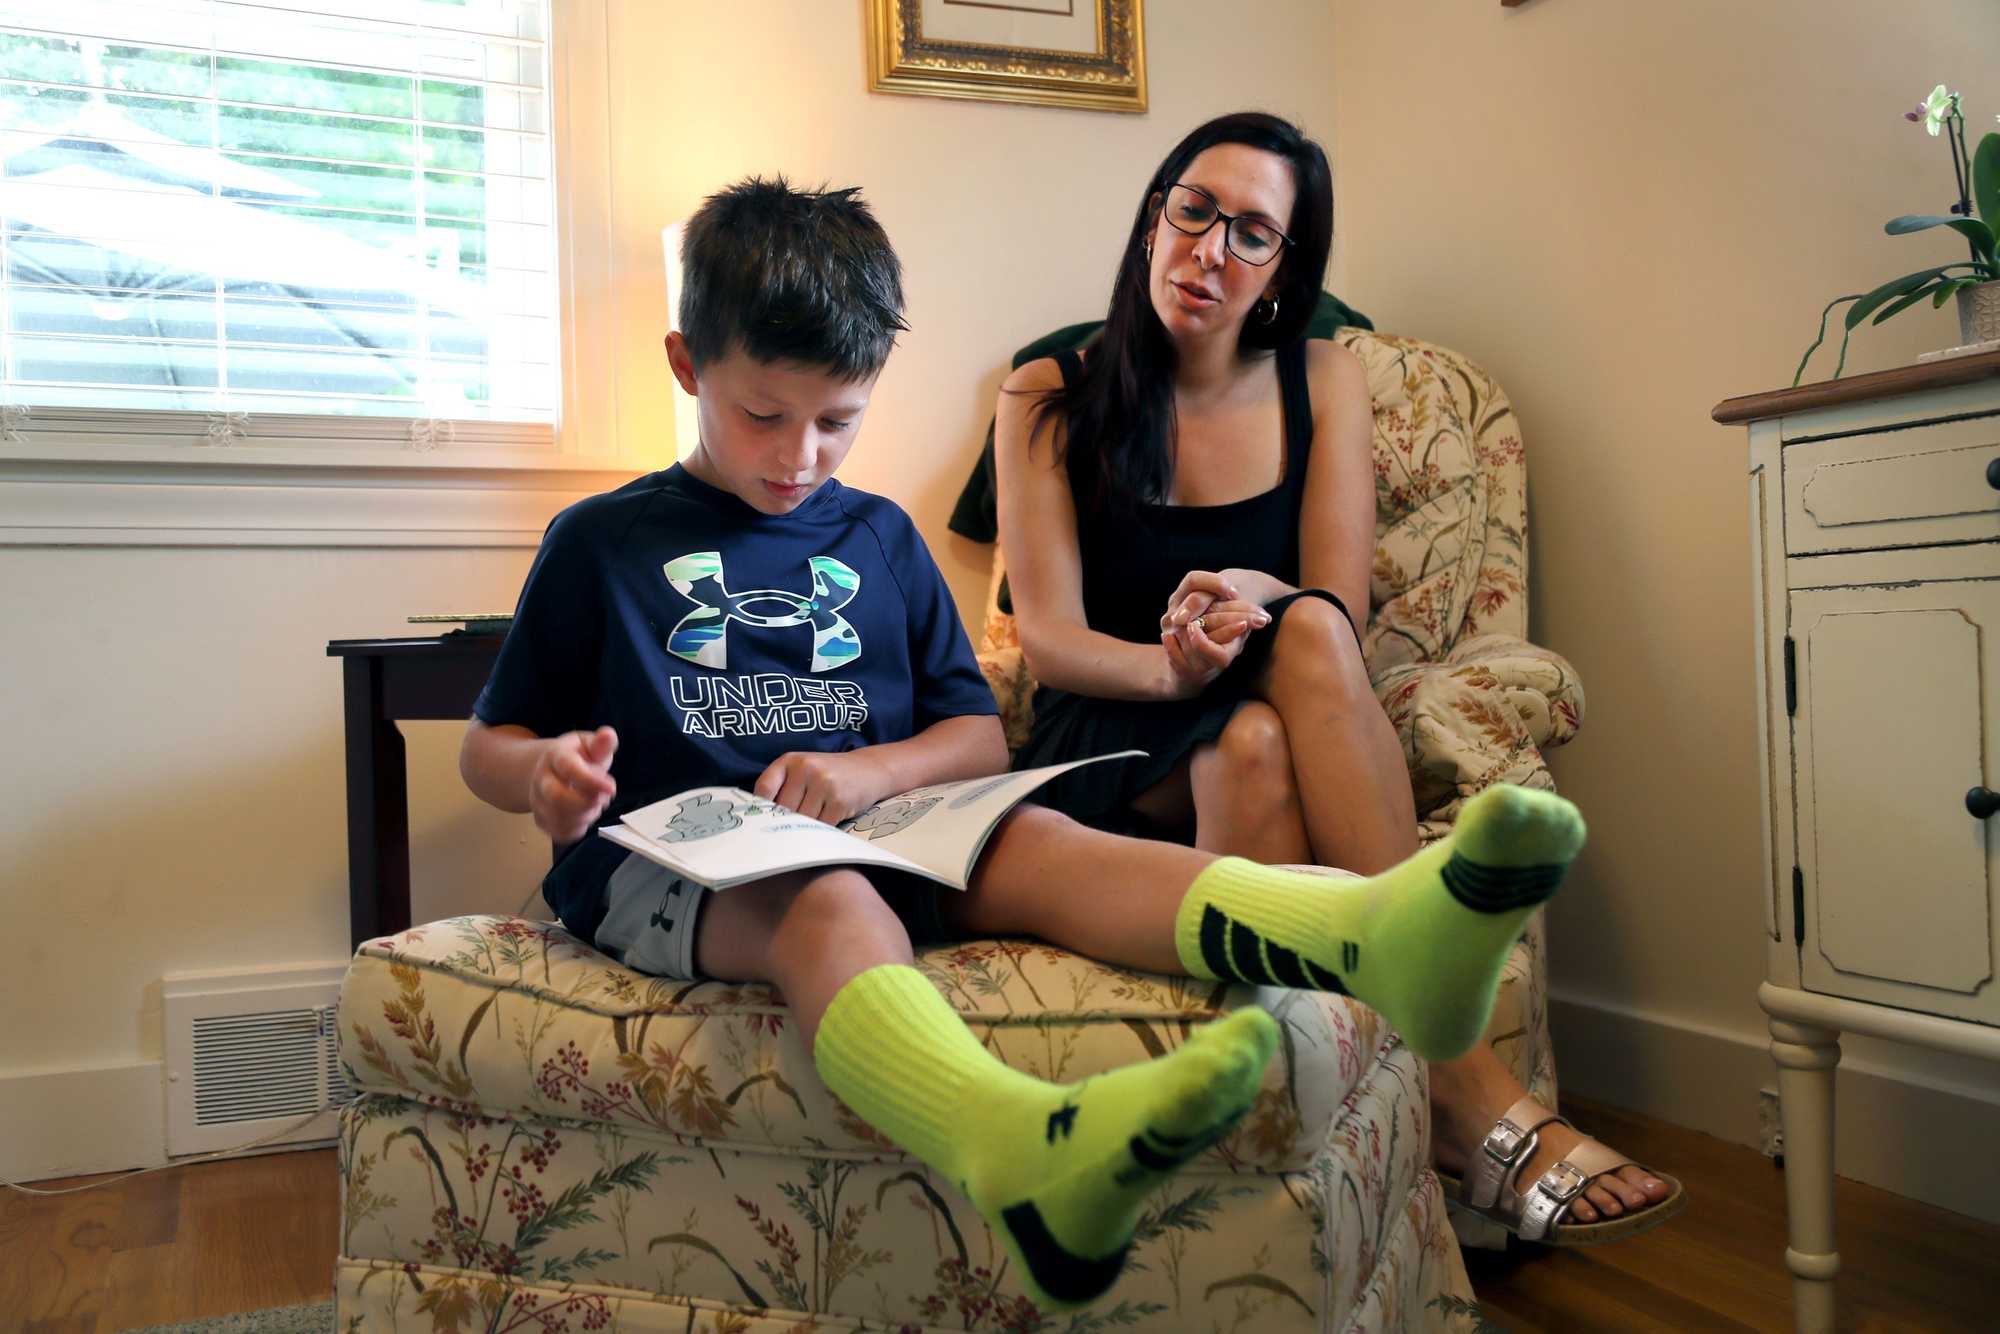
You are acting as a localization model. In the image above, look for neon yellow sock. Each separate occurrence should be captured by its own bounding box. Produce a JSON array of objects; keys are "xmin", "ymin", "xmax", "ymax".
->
[
  {"xmin": 1173, "ymin": 784, "xmax": 1585, "ymax": 1061},
  {"xmin": 812, "ymin": 964, "xmax": 1276, "ymax": 1311}
]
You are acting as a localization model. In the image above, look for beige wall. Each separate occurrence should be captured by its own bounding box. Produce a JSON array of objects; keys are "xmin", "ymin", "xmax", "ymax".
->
[
  {"xmin": 2, "ymin": 0, "xmax": 1339, "ymax": 1178},
  {"xmin": 1328, "ymin": 0, "xmax": 2000, "ymax": 1215},
  {"xmin": 606, "ymin": 0, "xmax": 1339, "ymax": 622},
  {"xmin": 0, "ymin": 549, "xmax": 549, "ymax": 1128}
]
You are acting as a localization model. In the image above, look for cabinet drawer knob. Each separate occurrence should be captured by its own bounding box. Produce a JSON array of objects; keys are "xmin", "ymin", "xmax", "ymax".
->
[
  {"xmin": 1988, "ymin": 457, "xmax": 2000, "ymax": 490},
  {"xmin": 1968, "ymin": 787, "xmax": 2000, "ymax": 819}
]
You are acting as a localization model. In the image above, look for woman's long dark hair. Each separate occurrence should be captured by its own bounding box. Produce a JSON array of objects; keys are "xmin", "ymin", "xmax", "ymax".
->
[{"xmin": 1030, "ymin": 112, "xmax": 1333, "ymax": 515}]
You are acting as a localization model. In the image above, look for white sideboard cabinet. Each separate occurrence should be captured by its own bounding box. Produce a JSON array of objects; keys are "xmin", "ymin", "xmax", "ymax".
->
[{"xmin": 1715, "ymin": 351, "xmax": 2000, "ymax": 1334}]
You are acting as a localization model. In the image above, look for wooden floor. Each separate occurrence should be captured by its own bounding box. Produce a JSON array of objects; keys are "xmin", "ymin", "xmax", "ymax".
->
[
  {"xmin": 3, "ymin": 1098, "xmax": 1996, "ymax": 1332},
  {"xmin": 0, "ymin": 1148, "xmax": 338, "ymax": 1332},
  {"xmin": 1467, "ymin": 1099, "xmax": 2000, "ymax": 1333}
]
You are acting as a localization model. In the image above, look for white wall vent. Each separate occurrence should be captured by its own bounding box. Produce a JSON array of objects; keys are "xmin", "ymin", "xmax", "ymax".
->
[{"xmin": 163, "ymin": 961, "xmax": 352, "ymax": 1158}]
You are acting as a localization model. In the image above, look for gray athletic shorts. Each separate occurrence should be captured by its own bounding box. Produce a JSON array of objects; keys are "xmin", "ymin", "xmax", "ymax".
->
[
  {"xmin": 592, "ymin": 852, "xmax": 953, "ymax": 982},
  {"xmin": 593, "ymin": 854, "xmax": 708, "ymax": 980}
]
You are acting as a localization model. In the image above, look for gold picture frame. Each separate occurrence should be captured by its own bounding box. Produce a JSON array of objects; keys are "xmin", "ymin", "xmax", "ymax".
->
[{"xmin": 865, "ymin": 0, "xmax": 1146, "ymax": 115}]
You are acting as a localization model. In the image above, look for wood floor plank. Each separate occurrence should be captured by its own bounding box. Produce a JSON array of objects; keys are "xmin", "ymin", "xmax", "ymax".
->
[
  {"xmin": 100, "ymin": 1242, "xmax": 185, "ymax": 1334},
  {"xmin": 174, "ymin": 1150, "xmax": 339, "ymax": 1320},
  {"xmin": 0, "ymin": 1182, "xmax": 120, "ymax": 1333}
]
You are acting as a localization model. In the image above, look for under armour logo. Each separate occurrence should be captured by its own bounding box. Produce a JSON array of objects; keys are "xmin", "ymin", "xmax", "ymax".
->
[
  {"xmin": 1046, "ymin": 1104, "xmax": 1079, "ymax": 1143},
  {"xmin": 647, "ymin": 880, "xmax": 688, "ymax": 932},
  {"xmin": 661, "ymin": 551, "xmax": 861, "ymax": 673}
]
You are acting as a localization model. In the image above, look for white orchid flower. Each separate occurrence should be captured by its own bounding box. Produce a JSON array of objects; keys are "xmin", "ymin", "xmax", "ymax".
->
[{"xmin": 1919, "ymin": 84, "xmax": 1958, "ymax": 136}]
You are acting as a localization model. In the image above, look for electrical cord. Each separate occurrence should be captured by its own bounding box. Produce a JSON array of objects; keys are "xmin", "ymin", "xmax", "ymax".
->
[{"xmin": 3, "ymin": 1106, "xmax": 335, "ymax": 1197}]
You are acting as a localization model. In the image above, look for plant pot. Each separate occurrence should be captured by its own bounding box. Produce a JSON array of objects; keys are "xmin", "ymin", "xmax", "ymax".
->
[{"xmin": 1957, "ymin": 281, "xmax": 2000, "ymax": 346}]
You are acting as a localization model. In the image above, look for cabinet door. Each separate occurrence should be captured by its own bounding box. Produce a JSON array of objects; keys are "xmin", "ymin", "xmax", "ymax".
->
[{"xmin": 1791, "ymin": 578, "xmax": 2000, "ymax": 1024}]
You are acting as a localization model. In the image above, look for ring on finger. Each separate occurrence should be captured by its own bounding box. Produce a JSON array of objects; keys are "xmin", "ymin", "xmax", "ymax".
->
[{"xmin": 1191, "ymin": 615, "xmax": 1206, "ymax": 631}]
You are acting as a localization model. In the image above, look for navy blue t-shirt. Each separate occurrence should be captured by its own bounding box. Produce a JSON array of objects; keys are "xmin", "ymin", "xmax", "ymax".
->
[{"xmin": 474, "ymin": 464, "xmax": 997, "ymax": 942}]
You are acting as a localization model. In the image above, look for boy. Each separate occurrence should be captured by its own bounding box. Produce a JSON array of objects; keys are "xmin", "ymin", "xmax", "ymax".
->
[{"xmin": 461, "ymin": 177, "xmax": 1586, "ymax": 1311}]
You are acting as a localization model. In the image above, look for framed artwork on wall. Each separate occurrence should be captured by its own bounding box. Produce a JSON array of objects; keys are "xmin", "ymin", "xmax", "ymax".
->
[{"xmin": 864, "ymin": 0, "xmax": 1146, "ymax": 114}]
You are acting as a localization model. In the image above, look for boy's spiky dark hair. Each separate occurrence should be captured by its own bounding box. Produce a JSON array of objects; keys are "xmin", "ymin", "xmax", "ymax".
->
[{"xmin": 678, "ymin": 176, "xmax": 908, "ymax": 381}]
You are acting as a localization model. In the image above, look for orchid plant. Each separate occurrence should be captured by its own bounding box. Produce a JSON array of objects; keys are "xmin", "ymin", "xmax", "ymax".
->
[{"xmin": 1795, "ymin": 84, "xmax": 2000, "ymax": 383}]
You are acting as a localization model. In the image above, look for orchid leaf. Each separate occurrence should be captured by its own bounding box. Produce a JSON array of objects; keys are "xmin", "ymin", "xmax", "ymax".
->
[
  {"xmin": 1885, "ymin": 214, "xmax": 1998, "ymax": 259},
  {"xmin": 1871, "ymin": 282, "xmax": 1949, "ymax": 324},
  {"xmin": 1845, "ymin": 264, "xmax": 1978, "ymax": 328},
  {"xmin": 1934, "ymin": 277, "xmax": 1986, "ymax": 307},
  {"xmin": 1974, "ymin": 133, "xmax": 2000, "ymax": 232}
]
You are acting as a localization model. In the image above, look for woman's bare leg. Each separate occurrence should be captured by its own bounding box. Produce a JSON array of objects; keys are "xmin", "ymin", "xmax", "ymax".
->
[
  {"xmin": 1429, "ymin": 1032, "xmax": 1670, "ymax": 1221},
  {"xmin": 1188, "ymin": 701, "xmax": 1312, "ymax": 862},
  {"xmin": 1127, "ymin": 701, "xmax": 1313, "ymax": 862},
  {"xmin": 1172, "ymin": 709, "xmax": 1669, "ymax": 1223},
  {"xmin": 1252, "ymin": 597, "xmax": 1418, "ymax": 874}
]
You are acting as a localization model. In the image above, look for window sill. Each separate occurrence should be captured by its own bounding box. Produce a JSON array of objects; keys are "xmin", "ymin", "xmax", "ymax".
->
[{"xmin": 0, "ymin": 444, "xmax": 648, "ymax": 547}]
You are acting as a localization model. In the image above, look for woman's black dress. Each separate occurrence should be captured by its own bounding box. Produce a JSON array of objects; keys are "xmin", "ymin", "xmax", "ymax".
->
[{"xmin": 1012, "ymin": 340, "xmax": 1358, "ymax": 830}]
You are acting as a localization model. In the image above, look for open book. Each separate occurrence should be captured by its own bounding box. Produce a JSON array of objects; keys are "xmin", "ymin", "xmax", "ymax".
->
[{"xmin": 598, "ymin": 752, "xmax": 1142, "ymax": 891}]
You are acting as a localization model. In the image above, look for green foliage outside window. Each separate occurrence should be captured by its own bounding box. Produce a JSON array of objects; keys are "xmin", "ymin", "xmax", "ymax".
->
[{"xmin": 0, "ymin": 30, "xmax": 493, "ymax": 273}]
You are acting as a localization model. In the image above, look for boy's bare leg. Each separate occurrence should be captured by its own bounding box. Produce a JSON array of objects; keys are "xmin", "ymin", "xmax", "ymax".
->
[
  {"xmin": 954, "ymin": 788, "xmax": 1584, "ymax": 1063},
  {"xmin": 693, "ymin": 866, "xmax": 913, "ymax": 1045},
  {"xmin": 690, "ymin": 864, "xmax": 1276, "ymax": 1312},
  {"xmin": 946, "ymin": 806, "xmax": 1209, "ymax": 974}
]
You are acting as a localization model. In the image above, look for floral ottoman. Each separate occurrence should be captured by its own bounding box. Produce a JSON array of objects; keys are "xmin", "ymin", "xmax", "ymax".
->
[{"xmin": 336, "ymin": 915, "xmax": 1482, "ymax": 1332}]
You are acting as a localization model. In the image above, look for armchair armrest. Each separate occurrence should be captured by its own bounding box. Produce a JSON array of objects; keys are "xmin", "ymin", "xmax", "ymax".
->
[
  {"xmin": 1371, "ymin": 633, "xmax": 1586, "ymax": 836},
  {"xmin": 977, "ymin": 645, "xmax": 1037, "ymax": 753}
]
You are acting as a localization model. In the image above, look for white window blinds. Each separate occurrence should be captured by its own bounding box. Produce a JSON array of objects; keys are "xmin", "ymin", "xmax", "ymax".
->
[{"xmin": 0, "ymin": 0, "xmax": 557, "ymax": 432}]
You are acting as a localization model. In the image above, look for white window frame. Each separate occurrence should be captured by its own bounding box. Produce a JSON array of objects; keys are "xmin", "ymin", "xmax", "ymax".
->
[{"xmin": 0, "ymin": 0, "xmax": 638, "ymax": 547}]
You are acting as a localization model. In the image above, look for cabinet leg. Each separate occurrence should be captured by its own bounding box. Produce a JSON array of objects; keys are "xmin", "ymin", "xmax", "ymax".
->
[{"xmin": 1769, "ymin": 1017, "xmax": 1841, "ymax": 1334}]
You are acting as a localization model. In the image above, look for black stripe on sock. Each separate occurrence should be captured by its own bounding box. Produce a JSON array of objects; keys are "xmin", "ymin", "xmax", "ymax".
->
[
  {"xmin": 1130, "ymin": 1119, "xmax": 1231, "ymax": 1173},
  {"xmin": 998, "ymin": 1201, "xmax": 1129, "ymax": 1305},
  {"xmin": 1199, "ymin": 904, "xmax": 1235, "ymax": 980},
  {"xmin": 1227, "ymin": 917, "xmax": 1276, "ymax": 986},
  {"xmin": 1304, "ymin": 958, "xmax": 1349, "ymax": 995},
  {"xmin": 1265, "ymin": 941, "xmax": 1314, "ymax": 989},
  {"xmin": 1440, "ymin": 855, "xmax": 1564, "ymax": 912},
  {"xmin": 1200, "ymin": 905, "xmax": 1352, "ymax": 995},
  {"xmin": 1128, "ymin": 1132, "xmax": 1185, "ymax": 1173}
]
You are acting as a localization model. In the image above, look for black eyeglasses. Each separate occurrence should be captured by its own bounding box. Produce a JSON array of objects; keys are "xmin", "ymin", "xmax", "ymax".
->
[{"xmin": 1160, "ymin": 183, "xmax": 1294, "ymax": 267}]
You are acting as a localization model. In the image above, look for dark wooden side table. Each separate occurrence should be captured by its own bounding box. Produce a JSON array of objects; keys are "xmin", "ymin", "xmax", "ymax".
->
[{"xmin": 328, "ymin": 633, "xmax": 504, "ymax": 952}]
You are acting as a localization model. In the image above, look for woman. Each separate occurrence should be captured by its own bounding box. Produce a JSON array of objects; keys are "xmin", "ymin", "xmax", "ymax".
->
[{"xmin": 993, "ymin": 111, "xmax": 1682, "ymax": 1244}]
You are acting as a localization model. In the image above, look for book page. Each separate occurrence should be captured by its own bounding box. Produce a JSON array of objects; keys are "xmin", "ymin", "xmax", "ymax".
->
[
  {"xmin": 834, "ymin": 750, "xmax": 1144, "ymax": 885},
  {"xmin": 609, "ymin": 787, "xmax": 934, "ymax": 889}
]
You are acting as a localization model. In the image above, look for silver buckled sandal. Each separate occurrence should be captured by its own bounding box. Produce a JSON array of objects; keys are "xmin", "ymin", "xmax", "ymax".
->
[{"xmin": 1437, "ymin": 1096, "xmax": 1687, "ymax": 1246}]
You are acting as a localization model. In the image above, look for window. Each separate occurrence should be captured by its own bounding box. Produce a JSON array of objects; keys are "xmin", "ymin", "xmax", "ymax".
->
[{"xmin": 0, "ymin": 0, "xmax": 600, "ymax": 463}]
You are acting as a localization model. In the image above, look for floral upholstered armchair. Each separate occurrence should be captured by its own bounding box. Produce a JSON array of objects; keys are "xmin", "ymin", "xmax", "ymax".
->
[{"xmin": 331, "ymin": 329, "xmax": 1580, "ymax": 1332}]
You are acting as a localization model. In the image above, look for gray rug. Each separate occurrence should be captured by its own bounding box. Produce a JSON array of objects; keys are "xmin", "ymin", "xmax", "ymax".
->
[{"xmin": 124, "ymin": 1300, "xmax": 334, "ymax": 1333}]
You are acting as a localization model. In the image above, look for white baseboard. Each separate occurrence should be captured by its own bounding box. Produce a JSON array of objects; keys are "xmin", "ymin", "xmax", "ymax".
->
[
  {"xmin": 1549, "ymin": 992, "xmax": 2000, "ymax": 1225},
  {"xmin": 1, "ymin": 1060, "xmax": 168, "ymax": 1185}
]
